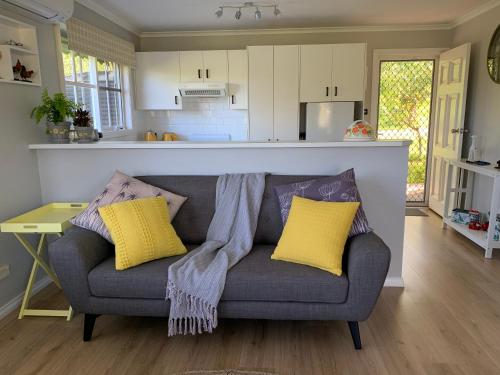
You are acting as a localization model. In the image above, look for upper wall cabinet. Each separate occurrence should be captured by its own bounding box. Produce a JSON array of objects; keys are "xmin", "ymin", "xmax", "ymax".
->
[
  {"xmin": 135, "ymin": 52, "xmax": 182, "ymax": 110},
  {"xmin": 228, "ymin": 50, "xmax": 248, "ymax": 110},
  {"xmin": 300, "ymin": 43, "xmax": 366, "ymax": 102},
  {"xmin": 332, "ymin": 44, "xmax": 366, "ymax": 101},
  {"xmin": 300, "ymin": 45, "xmax": 333, "ymax": 103},
  {"xmin": 180, "ymin": 50, "xmax": 228, "ymax": 83}
]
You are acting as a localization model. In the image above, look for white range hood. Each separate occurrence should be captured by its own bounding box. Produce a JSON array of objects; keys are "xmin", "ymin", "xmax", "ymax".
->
[{"xmin": 179, "ymin": 82, "xmax": 228, "ymax": 97}]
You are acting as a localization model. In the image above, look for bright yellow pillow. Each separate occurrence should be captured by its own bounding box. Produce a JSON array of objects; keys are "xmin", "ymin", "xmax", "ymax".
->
[
  {"xmin": 98, "ymin": 197, "xmax": 186, "ymax": 270},
  {"xmin": 271, "ymin": 196, "xmax": 360, "ymax": 276}
]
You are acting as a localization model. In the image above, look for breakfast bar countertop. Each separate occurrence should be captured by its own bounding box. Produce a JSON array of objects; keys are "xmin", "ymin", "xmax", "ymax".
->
[{"xmin": 29, "ymin": 140, "xmax": 411, "ymax": 150}]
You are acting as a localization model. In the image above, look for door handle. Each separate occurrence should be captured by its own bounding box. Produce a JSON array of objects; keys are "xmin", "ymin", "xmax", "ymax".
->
[
  {"xmin": 334, "ymin": 86, "xmax": 338, "ymax": 97},
  {"xmin": 231, "ymin": 95, "xmax": 235, "ymax": 105},
  {"xmin": 451, "ymin": 128, "xmax": 468, "ymax": 134},
  {"xmin": 326, "ymin": 87, "xmax": 329, "ymax": 97},
  {"xmin": 198, "ymin": 69, "xmax": 202, "ymax": 79},
  {"xmin": 206, "ymin": 69, "xmax": 209, "ymax": 79},
  {"xmin": 174, "ymin": 96, "xmax": 178, "ymax": 105}
]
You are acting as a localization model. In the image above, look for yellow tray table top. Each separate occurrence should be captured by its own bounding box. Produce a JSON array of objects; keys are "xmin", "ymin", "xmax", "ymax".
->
[{"xmin": 1, "ymin": 203, "xmax": 88, "ymax": 234}]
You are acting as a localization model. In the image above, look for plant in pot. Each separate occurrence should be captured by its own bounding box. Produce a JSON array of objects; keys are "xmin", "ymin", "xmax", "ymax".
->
[
  {"xmin": 31, "ymin": 89, "xmax": 78, "ymax": 143},
  {"xmin": 73, "ymin": 107, "xmax": 95, "ymax": 143}
]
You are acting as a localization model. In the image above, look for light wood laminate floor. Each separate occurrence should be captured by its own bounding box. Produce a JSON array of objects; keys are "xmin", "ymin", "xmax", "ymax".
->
[{"xmin": 1, "ymin": 212, "xmax": 500, "ymax": 375}]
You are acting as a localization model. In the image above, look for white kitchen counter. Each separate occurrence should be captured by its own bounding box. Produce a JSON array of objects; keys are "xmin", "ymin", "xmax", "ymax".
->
[
  {"xmin": 29, "ymin": 140, "xmax": 411, "ymax": 150},
  {"xmin": 32, "ymin": 139, "xmax": 410, "ymax": 286}
]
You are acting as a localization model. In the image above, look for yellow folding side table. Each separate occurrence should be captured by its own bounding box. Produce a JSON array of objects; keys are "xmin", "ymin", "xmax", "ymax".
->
[{"xmin": 0, "ymin": 203, "xmax": 88, "ymax": 320}]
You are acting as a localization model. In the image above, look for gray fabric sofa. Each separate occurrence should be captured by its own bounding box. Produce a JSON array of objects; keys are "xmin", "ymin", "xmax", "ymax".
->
[{"xmin": 49, "ymin": 175, "xmax": 391, "ymax": 349}]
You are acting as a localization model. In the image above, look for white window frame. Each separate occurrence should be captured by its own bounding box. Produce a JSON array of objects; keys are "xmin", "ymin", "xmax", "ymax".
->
[{"xmin": 55, "ymin": 25, "xmax": 133, "ymax": 137}]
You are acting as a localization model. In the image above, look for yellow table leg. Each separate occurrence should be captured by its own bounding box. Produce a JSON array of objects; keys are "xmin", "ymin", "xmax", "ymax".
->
[{"xmin": 14, "ymin": 233, "xmax": 73, "ymax": 321}]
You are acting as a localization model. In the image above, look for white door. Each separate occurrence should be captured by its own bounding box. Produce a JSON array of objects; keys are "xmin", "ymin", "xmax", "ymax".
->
[
  {"xmin": 135, "ymin": 52, "xmax": 182, "ymax": 110},
  {"xmin": 332, "ymin": 44, "xmax": 366, "ymax": 101},
  {"xmin": 180, "ymin": 51, "xmax": 204, "ymax": 82},
  {"xmin": 300, "ymin": 44, "xmax": 333, "ymax": 103},
  {"xmin": 228, "ymin": 50, "xmax": 248, "ymax": 110},
  {"xmin": 429, "ymin": 43, "xmax": 471, "ymax": 216},
  {"xmin": 248, "ymin": 46, "xmax": 274, "ymax": 141},
  {"xmin": 274, "ymin": 45, "xmax": 299, "ymax": 141},
  {"xmin": 203, "ymin": 50, "xmax": 228, "ymax": 82}
]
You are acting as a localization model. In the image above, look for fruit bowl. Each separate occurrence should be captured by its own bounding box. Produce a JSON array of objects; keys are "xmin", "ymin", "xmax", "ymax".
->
[{"xmin": 344, "ymin": 120, "xmax": 376, "ymax": 142}]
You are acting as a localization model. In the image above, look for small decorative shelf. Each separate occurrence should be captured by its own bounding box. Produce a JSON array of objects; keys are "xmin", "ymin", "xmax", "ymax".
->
[
  {"xmin": 0, "ymin": 14, "xmax": 41, "ymax": 86},
  {"xmin": 443, "ymin": 159, "xmax": 500, "ymax": 258}
]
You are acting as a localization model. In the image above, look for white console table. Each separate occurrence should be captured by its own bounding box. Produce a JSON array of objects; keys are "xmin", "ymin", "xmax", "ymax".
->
[{"xmin": 443, "ymin": 159, "xmax": 500, "ymax": 258}]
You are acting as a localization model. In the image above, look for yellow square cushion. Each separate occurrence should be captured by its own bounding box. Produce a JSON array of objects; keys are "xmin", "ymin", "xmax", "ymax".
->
[
  {"xmin": 98, "ymin": 196, "xmax": 187, "ymax": 270},
  {"xmin": 271, "ymin": 196, "xmax": 360, "ymax": 276}
]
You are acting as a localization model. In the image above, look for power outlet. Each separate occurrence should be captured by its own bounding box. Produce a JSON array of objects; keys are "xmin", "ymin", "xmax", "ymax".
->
[{"xmin": 0, "ymin": 264, "xmax": 10, "ymax": 281}]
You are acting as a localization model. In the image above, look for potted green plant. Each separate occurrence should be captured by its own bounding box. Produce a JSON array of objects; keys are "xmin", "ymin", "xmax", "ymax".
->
[
  {"xmin": 73, "ymin": 107, "xmax": 95, "ymax": 143},
  {"xmin": 31, "ymin": 89, "xmax": 78, "ymax": 143}
]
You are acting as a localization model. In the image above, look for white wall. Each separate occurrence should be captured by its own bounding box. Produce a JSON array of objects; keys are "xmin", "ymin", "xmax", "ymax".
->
[
  {"xmin": 138, "ymin": 97, "xmax": 248, "ymax": 141},
  {"xmin": 452, "ymin": 5, "xmax": 500, "ymax": 213},
  {"xmin": 0, "ymin": 7, "xmax": 59, "ymax": 311},
  {"xmin": 0, "ymin": 3, "xmax": 139, "ymax": 313}
]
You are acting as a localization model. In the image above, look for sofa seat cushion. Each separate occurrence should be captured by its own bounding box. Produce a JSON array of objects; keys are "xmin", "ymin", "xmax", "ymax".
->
[{"xmin": 88, "ymin": 245, "xmax": 349, "ymax": 304}]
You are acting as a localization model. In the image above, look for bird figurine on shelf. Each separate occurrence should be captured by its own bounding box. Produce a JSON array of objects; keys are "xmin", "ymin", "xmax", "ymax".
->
[{"xmin": 12, "ymin": 59, "xmax": 33, "ymax": 82}]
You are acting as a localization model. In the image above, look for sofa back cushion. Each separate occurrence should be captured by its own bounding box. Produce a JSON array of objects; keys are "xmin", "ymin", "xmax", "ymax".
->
[{"xmin": 136, "ymin": 175, "xmax": 322, "ymax": 245}]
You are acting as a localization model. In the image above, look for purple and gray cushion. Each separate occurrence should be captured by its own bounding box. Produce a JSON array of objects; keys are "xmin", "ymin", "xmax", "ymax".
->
[
  {"xmin": 273, "ymin": 168, "xmax": 371, "ymax": 237},
  {"xmin": 71, "ymin": 171, "xmax": 187, "ymax": 243}
]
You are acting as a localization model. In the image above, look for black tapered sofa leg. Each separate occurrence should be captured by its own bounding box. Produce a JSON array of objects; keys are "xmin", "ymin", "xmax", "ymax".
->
[
  {"xmin": 83, "ymin": 314, "xmax": 99, "ymax": 342},
  {"xmin": 348, "ymin": 321, "xmax": 362, "ymax": 350}
]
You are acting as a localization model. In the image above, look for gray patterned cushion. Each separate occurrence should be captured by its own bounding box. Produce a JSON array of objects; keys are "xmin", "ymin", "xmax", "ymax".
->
[
  {"xmin": 71, "ymin": 171, "xmax": 187, "ymax": 243},
  {"xmin": 273, "ymin": 169, "xmax": 371, "ymax": 237}
]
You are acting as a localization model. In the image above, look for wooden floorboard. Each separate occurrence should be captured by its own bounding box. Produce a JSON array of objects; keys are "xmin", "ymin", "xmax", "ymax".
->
[{"xmin": 1, "ymin": 212, "xmax": 500, "ymax": 374}]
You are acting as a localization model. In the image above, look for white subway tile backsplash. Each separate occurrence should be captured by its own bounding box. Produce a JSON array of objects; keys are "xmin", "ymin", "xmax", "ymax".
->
[{"xmin": 139, "ymin": 97, "xmax": 248, "ymax": 141}]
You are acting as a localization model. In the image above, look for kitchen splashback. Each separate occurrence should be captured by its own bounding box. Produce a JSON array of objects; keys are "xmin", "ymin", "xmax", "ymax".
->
[{"xmin": 138, "ymin": 97, "xmax": 248, "ymax": 141}]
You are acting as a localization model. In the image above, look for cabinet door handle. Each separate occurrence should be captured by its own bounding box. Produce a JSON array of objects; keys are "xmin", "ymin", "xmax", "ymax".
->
[
  {"xmin": 198, "ymin": 69, "xmax": 202, "ymax": 79},
  {"xmin": 334, "ymin": 86, "xmax": 338, "ymax": 96},
  {"xmin": 231, "ymin": 95, "xmax": 235, "ymax": 105},
  {"xmin": 206, "ymin": 69, "xmax": 209, "ymax": 79},
  {"xmin": 326, "ymin": 87, "xmax": 329, "ymax": 97},
  {"xmin": 174, "ymin": 96, "xmax": 179, "ymax": 105}
]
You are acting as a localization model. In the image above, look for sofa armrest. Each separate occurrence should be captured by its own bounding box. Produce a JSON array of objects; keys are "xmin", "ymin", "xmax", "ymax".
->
[
  {"xmin": 49, "ymin": 226, "xmax": 112, "ymax": 312},
  {"xmin": 343, "ymin": 232, "xmax": 391, "ymax": 321}
]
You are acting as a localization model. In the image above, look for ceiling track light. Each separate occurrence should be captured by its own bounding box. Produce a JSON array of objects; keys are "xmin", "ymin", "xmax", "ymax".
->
[{"xmin": 215, "ymin": 2, "xmax": 281, "ymax": 21}]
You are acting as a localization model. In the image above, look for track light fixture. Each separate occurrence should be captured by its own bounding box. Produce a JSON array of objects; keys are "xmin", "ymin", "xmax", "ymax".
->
[{"xmin": 215, "ymin": 2, "xmax": 281, "ymax": 21}]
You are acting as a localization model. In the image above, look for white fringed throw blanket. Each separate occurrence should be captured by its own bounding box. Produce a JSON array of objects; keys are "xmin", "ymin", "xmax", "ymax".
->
[{"xmin": 166, "ymin": 173, "xmax": 266, "ymax": 336}]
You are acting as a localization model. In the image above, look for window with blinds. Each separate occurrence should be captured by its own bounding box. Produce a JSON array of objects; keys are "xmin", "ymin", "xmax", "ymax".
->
[{"xmin": 61, "ymin": 30, "xmax": 125, "ymax": 133}]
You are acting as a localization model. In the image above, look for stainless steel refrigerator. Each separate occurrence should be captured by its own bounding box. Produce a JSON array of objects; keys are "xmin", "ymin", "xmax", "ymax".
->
[{"xmin": 301, "ymin": 102, "xmax": 356, "ymax": 141}]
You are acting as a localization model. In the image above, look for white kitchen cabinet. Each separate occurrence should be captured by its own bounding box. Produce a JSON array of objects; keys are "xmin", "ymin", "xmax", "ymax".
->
[
  {"xmin": 203, "ymin": 50, "xmax": 228, "ymax": 82},
  {"xmin": 299, "ymin": 43, "xmax": 366, "ymax": 103},
  {"xmin": 332, "ymin": 44, "xmax": 366, "ymax": 101},
  {"xmin": 274, "ymin": 45, "xmax": 299, "ymax": 141},
  {"xmin": 300, "ymin": 44, "xmax": 333, "ymax": 103},
  {"xmin": 228, "ymin": 50, "xmax": 248, "ymax": 110},
  {"xmin": 135, "ymin": 52, "xmax": 182, "ymax": 110},
  {"xmin": 180, "ymin": 51, "xmax": 203, "ymax": 82},
  {"xmin": 248, "ymin": 46, "xmax": 274, "ymax": 141},
  {"xmin": 180, "ymin": 50, "xmax": 228, "ymax": 82}
]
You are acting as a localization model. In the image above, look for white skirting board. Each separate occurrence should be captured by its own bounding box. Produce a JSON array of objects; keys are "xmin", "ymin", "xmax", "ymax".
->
[
  {"xmin": 0, "ymin": 277, "xmax": 51, "ymax": 321},
  {"xmin": 384, "ymin": 277, "xmax": 405, "ymax": 287}
]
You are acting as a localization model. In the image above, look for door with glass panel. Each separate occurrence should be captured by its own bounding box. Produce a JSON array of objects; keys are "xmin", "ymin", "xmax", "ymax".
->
[{"xmin": 372, "ymin": 50, "xmax": 442, "ymax": 206}]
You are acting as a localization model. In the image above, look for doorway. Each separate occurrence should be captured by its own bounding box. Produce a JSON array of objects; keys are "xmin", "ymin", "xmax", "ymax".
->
[{"xmin": 372, "ymin": 49, "xmax": 443, "ymax": 206}]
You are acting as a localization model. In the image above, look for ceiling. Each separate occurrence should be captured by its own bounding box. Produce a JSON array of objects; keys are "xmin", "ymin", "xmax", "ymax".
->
[{"xmin": 90, "ymin": 0, "xmax": 494, "ymax": 33}]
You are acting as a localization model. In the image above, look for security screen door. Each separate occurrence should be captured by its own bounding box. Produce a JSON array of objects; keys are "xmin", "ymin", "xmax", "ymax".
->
[{"xmin": 373, "ymin": 50, "xmax": 439, "ymax": 205}]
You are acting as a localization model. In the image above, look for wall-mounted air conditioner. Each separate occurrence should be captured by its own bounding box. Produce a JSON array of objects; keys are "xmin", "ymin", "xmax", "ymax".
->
[{"xmin": 1, "ymin": 0, "xmax": 74, "ymax": 23}]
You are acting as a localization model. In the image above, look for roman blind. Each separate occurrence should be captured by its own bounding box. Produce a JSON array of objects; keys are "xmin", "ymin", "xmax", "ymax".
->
[{"xmin": 66, "ymin": 18, "xmax": 136, "ymax": 68}]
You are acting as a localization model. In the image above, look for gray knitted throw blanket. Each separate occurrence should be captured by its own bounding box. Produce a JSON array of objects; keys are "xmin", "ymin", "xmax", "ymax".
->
[{"xmin": 166, "ymin": 173, "xmax": 266, "ymax": 336}]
